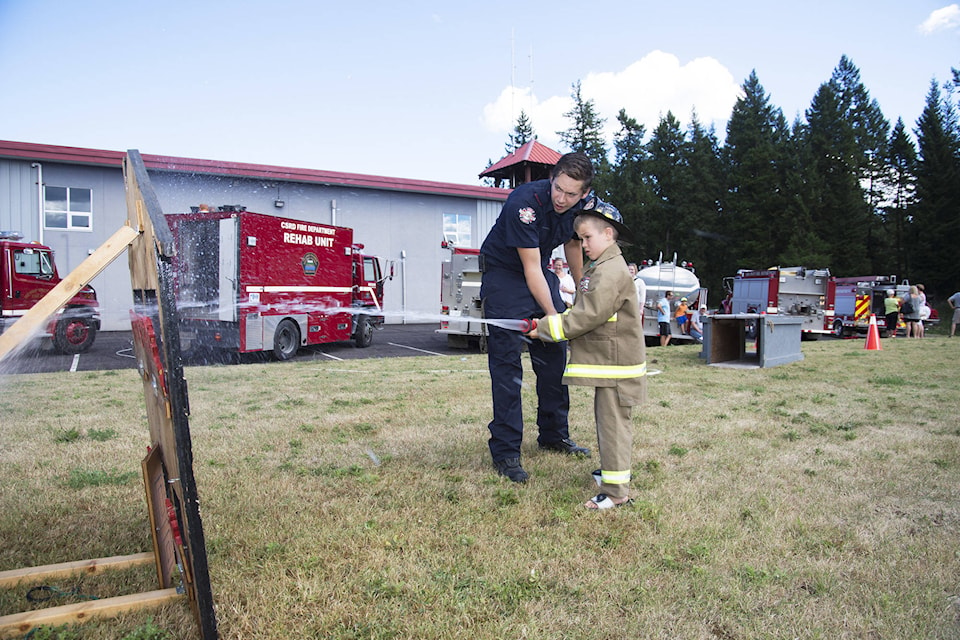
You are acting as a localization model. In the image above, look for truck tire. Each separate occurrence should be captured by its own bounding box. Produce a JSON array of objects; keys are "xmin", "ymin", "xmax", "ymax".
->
[
  {"xmin": 832, "ymin": 320, "xmax": 847, "ymax": 338},
  {"xmin": 53, "ymin": 316, "xmax": 97, "ymax": 354},
  {"xmin": 273, "ymin": 319, "xmax": 300, "ymax": 360},
  {"xmin": 354, "ymin": 315, "xmax": 373, "ymax": 348}
]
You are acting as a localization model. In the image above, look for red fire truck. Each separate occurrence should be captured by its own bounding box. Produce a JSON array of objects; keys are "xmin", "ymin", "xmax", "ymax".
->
[
  {"xmin": 830, "ymin": 275, "xmax": 910, "ymax": 337},
  {"xmin": 0, "ymin": 231, "xmax": 100, "ymax": 353},
  {"xmin": 166, "ymin": 206, "xmax": 387, "ymax": 360},
  {"xmin": 725, "ymin": 266, "xmax": 834, "ymax": 339}
]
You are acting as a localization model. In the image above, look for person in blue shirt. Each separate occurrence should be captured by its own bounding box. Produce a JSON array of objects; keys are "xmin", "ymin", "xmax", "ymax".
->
[
  {"xmin": 657, "ymin": 291, "xmax": 674, "ymax": 347},
  {"xmin": 479, "ymin": 152, "xmax": 594, "ymax": 483}
]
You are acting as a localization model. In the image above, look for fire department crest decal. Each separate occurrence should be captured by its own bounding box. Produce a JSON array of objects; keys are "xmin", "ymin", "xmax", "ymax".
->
[
  {"xmin": 302, "ymin": 252, "xmax": 319, "ymax": 276},
  {"xmin": 579, "ymin": 276, "xmax": 591, "ymax": 293},
  {"xmin": 518, "ymin": 207, "xmax": 536, "ymax": 224}
]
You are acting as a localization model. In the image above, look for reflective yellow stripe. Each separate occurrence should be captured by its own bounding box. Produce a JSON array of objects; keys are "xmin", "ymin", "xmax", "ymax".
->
[
  {"xmin": 608, "ymin": 313, "xmax": 617, "ymax": 322},
  {"xmin": 565, "ymin": 361, "xmax": 647, "ymax": 379},
  {"xmin": 546, "ymin": 315, "xmax": 566, "ymax": 342},
  {"xmin": 601, "ymin": 469, "xmax": 631, "ymax": 485}
]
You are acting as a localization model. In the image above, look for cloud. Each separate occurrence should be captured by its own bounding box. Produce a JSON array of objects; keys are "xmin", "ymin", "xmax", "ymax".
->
[
  {"xmin": 482, "ymin": 50, "xmax": 741, "ymax": 152},
  {"xmin": 918, "ymin": 4, "xmax": 960, "ymax": 34}
]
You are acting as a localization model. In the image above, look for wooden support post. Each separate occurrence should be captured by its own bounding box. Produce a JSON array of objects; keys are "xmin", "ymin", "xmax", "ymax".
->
[
  {"xmin": 0, "ymin": 588, "xmax": 182, "ymax": 639},
  {"xmin": 0, "ymin": 553, "xmax": 155, "ymax": 589}
]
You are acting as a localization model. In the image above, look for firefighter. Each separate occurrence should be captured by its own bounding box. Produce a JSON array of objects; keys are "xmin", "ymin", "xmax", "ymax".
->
[
  {"xmin": 527, "ymin": 197, "xmax": 646, "ymax": 508},
  {"xmin": 479, "ymin": 152, "xmax": 593, "ymax": 483}
]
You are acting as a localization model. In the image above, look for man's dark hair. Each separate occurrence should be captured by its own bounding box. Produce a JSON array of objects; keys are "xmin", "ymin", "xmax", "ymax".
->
[{"xmin": 550, "ymin": 152, "xmax": 594, "ymax": 189}]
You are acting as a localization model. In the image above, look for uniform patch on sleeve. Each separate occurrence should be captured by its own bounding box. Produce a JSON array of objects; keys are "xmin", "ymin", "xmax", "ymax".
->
[
  {"xmin": 518, "ymin": 207, "xmax": 536, "ymax": 224},
  {"xmin": 579, "ymin": 276, "xmax": 591, "ymax": 293}
]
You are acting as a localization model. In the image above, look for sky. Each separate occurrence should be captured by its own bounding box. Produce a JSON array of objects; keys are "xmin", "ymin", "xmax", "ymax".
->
[{"xmin": 0, "ymin": 1, "xmax": 957, "ymax": 186}]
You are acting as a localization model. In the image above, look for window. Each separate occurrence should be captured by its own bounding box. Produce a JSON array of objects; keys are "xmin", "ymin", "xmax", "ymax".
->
[
  {"xmin": 14, "ymin": 248, "xmax": 55, "ymax": 276},
  {"xmin": 44, "ymin": 186, "xmax": 92, "ymax": 230},
  {"xmin": 442, "ymin": 213, "xmax": 472, "ymax": 247}
]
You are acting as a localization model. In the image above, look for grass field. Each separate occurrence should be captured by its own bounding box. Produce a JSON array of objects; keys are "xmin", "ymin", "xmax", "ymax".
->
[{"xmin": 1, "ymin": 333, "xmax": 959, "ymax": 639}]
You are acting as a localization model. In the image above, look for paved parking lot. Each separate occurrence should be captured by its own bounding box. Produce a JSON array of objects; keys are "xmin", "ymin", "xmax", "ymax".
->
[{"xmin": 0, "ymin": 324, "xmax": 481, "ymax": 375}]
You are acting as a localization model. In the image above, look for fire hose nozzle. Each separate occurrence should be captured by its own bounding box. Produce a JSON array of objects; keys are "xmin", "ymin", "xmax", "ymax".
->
[{"xmin": 519, "ymin": 318, "xmax": 538, "ymax": 333}]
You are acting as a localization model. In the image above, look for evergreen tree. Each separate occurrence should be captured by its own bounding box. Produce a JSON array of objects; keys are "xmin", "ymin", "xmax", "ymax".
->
[
  {"xmin": 607, "ymin": 109, "xmax": 655, "ymax": 263},
  {"xmin": 721, "ymin": 70, "xmax": 792, "ymax": 274},
  {"xmin": 682, "ymin": 112, "xmax": 727, "ymax": 296},
  {"xmin": 881, "ymin": 118, "xmax": 917, "ymax": 277},
  {"xmin": 801, "ymin": 76, "xmax": 872, "ymax": 275},
  {"xmin": 557, "ymin": 80, "xmax": 609, "ymax": 181},
  {"xmin": 912, "ymin": 78, "xmax": 960, "ymax": 293},
  {"xmin": 506, "ymin": 110, "xmax": 535, "ymax": 154},
  {"xmin": 829, "ymin": 56, "xmax": 891, "ymax": 274},
  {"xmin": 644, "ymin": 111, "xmax": 687, "ymax": 259}
]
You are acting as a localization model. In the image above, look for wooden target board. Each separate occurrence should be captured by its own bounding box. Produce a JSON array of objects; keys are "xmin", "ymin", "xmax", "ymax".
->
[{"xmin": 124, "ymin": 150, "xmax": 218, "ymax": 639}]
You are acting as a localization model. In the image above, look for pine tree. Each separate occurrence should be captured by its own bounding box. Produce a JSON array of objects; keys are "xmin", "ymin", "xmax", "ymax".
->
[
  {"xmin": 608, "ymin": 109, "xmax": 655, "ymax": 263},
  {"xmin": 912, "ymin": 78, "xmax": 960, "ymax": 293},
  {"xmin": 721, "ymin": 70, "xmax": 792, "ymax": 273},
  {"xmin": 881, "ymin": 118, "xmax": 917, "ymax": 277},
  {"xmin": 557, "ymin": 81, "xmax": 608, "ymax": 177},
  {"xmin": 829, "ymin": 56, "xmax": 891, "ymax": 274},
  {"xmin": 506, "ymin": 110, "xmax": 535, "ymax": 154},
  {"xmin": 644, "ymin": 111, "xmax": 686, "ymax": 259},
  {"xmin": 682, "ymin": 112, "xmax": 726, "ymax": 295}
]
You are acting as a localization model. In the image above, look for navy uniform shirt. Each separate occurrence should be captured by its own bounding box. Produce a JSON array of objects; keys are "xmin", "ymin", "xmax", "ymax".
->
[
  {"xmin": 480, "ymin": 179, "xmax": 583, "ymax": 317},
  {"xmin": 480, "ymin": 179, "xmax": 581, "ymax": 273}
]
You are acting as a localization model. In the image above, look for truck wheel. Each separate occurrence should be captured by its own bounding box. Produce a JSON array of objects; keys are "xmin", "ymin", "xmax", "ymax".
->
[
  {"xmin": 832, "ymin": 320, "xmax": 846, "ymax": 338},
  {"xmin": 273, "ymin": 319, "xmax": 300, "ymax": 360},
  {"xmin": 53, "ymin": 317, "xmax": 97, "ymax": 354},
  {"xmin": 354, "ymin": 315, "xmax": 373, "ymax": 348}
]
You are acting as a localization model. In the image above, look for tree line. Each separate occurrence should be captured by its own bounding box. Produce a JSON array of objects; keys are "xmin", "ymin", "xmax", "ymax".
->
[{"xmin": 506, "ymin": 56, "xmax": 960, "ymax": 302}]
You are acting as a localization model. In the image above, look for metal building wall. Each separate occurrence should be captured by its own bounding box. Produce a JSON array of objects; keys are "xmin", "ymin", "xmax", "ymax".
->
[
  {"xmin": 0, "ymin": 159, "xmax": 39, "ymax": 236},
  {"xmin": 2, "ymin": 157, "xmax": 508, "ymax": 332}
]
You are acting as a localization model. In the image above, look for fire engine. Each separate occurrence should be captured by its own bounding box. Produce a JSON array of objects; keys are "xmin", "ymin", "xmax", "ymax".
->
[
  {"xmin": 635, "ymin": 255, "xmax": 707, "ymax": 344},
  {"xmin": 0, "ymin": 231, "xmax": 100, "ymax": 353},
  {"xmin": 830, "ymin": 275, "xmax": 911, "ymax": 337},
  {"xmin": 724, "ymin": 266, "xmax": 833, "ymax": 339},
  {"xmin": 166, "ymin": 206, "xmax": 387, "ymax": 360},
  {"xmin": 438, "ymin": 244, "xmax": 485, "ymax": 349}
]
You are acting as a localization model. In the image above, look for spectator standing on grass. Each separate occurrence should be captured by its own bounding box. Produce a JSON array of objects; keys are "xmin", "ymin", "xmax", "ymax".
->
[
  {"xmin": 901, "ymin": 285, "xmax": 923, "ymax": 339},
  {"xmin": 553, "ymin": 259, "xmax": 576, "ymax": 308},
  {"xmin": 628, "ymin": 262, "xmax": 647, "ymax": 321},
  {"xmin": 949, "ymin": 290, "xmax": 960, "ymax": 338},
  {"xmin": 674, "ymin": 297, "xmax": 689, "ymax": 334},
  {"xmin": 479, "ymin": 152, "xmax": 594, "ymax": 484},
  {"xmin": 916, "ymin": 284, "xmax": 927, "ymax": 338},
  {"xmin": 527, "ymin": 197, "xmax": 645, "ymax": 509},
  {"xmin": 883, "ymin": 289, "xmax": 901, "ymax": 338},
  {"xmin": 657, "ymin": 291, "xmax": 673, "ymax": 347}
]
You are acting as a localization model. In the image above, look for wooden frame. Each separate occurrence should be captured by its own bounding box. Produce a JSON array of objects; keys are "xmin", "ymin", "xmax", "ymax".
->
[{"xmin": 0, "ymin": 151, "xmax": 218, "ymax": 639}]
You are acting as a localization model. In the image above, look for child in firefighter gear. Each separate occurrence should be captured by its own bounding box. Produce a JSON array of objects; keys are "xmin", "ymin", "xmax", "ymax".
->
[{"xmin": 527, "ymin": 197, "xmax": 646, "ymax": 509}]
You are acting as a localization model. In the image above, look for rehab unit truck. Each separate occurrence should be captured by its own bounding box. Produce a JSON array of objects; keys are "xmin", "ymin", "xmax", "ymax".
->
[
  {"xmin": 166, "ymin": 206, "xmax": 386, "ymax": 360},
  {"xmin": 725, "ymin": 266, "xmax": 834, "ymax": 339},
  {"xmin": 0, "ymin": 231, "xmax": 100, "ymax": 353}
]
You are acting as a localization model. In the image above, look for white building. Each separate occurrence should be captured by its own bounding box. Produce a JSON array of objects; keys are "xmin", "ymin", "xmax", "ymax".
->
[{"xmin": 0, "ymin": 140, "xmax": 510, "ymax": 330}]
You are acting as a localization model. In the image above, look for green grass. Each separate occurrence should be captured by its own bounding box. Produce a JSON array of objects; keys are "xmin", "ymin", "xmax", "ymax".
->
[{"xmin": 1, "ymin": 336, "xmax": 959, "ymax": 638}]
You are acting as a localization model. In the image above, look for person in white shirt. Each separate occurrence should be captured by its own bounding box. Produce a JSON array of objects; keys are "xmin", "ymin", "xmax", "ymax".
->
[{"xmin": 553, "ymin": 259, "xmax": 576, "ymax": 308}]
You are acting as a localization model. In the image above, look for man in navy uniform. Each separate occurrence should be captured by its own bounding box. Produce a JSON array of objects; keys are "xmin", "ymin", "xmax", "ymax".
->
[{"xmin": 479, "ymin": 152, "xmax": 594, "ymax": 483}]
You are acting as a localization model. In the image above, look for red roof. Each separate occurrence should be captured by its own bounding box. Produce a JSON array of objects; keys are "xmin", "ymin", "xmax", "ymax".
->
[
  {"xmin": 480, "ymin": 140, "xmax": 562, "ymax": 176},
  {"xmin": 0, "ymin": 140, "xmax": 510, "ymax": 201}
]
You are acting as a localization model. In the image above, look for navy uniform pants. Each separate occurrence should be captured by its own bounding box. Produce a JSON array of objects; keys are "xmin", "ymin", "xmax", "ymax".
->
[{"xmin": 482, "ymin": 269, "xmax": 570, "ymax": 462}]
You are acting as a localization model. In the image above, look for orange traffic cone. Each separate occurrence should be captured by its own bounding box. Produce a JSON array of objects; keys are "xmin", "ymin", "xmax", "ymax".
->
[{"xmin": 864, "ymin": 313, "xmax": 882, "ymax": 351}]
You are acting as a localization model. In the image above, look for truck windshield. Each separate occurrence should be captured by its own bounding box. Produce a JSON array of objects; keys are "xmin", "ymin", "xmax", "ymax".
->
[
  {"xmin": 362, "ymin": 257, "xmax": 380, "ymax": 282},
  {"xmin": 14, "ymin": 249, "xmax": 55, "ymax": 276}
]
